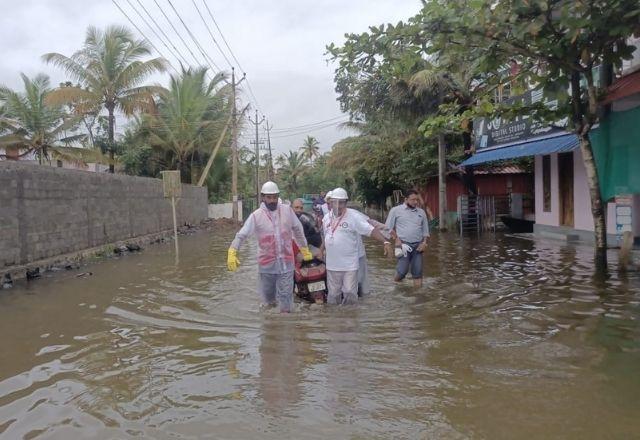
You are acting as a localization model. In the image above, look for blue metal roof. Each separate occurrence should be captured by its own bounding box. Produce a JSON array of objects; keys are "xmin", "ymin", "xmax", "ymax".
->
[{"xmin": 461, "ymin": 133, "xmax": 579, "ymax": 166}]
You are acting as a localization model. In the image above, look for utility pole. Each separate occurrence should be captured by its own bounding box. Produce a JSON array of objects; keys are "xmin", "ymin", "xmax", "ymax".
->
[
  {"xmin": 437, "ymin": 87, "xmax": 447, "ymax": 232},
  {"xmin": 231, "ymin": 68, "xmax": 245, "ymax": 222},
  {"xmin": 264, "ymin": 119, "xmax": 274, "ymax": 180},
  {"xmin": 438, "ymin": 133, "xmax": 447, "ymax": 232},
  {"xmin": 248, "ymin": 109, "xmax": 265, "ymax": 207}
]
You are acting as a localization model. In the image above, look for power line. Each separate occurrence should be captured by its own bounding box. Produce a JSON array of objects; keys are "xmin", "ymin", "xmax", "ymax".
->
[
  {"xmin": 190, "ymin": 0, "xmax": 234, "ymax": 69},
  {"xmin": 239, "ymin": 81, "xmax": 261, "ymax": 114},
  {"xmin": 165, "ymin": 0, "xmax": 223, "ymax": 75},
  {"xmin": 269, "ymin": 120, "xmax": 347, "ymax": 139},
  {"xmin": 124, "ymin": 0, "xmax": 183, "ymax": 66},
  {"xmin": 130, "ymin": 120, "xmax": 231, "ymax": 130},
  {"xmin": 201, "ymin": 0, "xmax": 262, "ymax": 111},
  {"xmin": 273, "ymin": 115, "xmax": 349, "ymax": 134},
  {"xmin": 152, "ymin": 0, "xmax": 203, "ymax": 67},
  {"xmin": 133, "ymin": 0, "xmax": 192, "ymax": 69},
  {"xmin": 202, "ymin": 0, "xmax": 245, "ymax": 72},
  {"xmin": 120, "ymin": 0, "xmax": 263, "ymax": 123},
  {"xmin": 270, "ymin": 115, "xmax": 349, "ymax": 132},
  {"xmin": 112, "ymin": 0, "xmax": 179, "ymax": 75}
]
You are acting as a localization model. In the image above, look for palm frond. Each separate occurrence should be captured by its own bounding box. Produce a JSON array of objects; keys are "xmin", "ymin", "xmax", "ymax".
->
[
  {"xmin": 44, "ymin": 86, "xmax": 98, "ymax": 107},
  {"xmin": 114, "ymin": 58, "xmax": 169, "ymax": 90},
  {"xmin": 0, "ymin": 133, "xmax": 27, "ymax": 148},
  {"xmin": 42, "ymin": 53, "xmax": 97, "ymax": 85}
]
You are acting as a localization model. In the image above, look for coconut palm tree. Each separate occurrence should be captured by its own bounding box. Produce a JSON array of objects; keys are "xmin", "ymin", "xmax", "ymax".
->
[
  {"xmin": 277, "ymin": 150, "xmax": 307, "ymax": 194},
  {"xmin": 274, "ymin": 154, "xmax": 286, "ymax": 168},
  {"xmin": 0, "ymin": 73, "xmax": 85, "ymax": 163},
  {"xmin": 300, "ymin": 135, "xmax": 320, "ymax": 164},
  {"xmin": 43, "ymin": 25, "xmax": 168, "ymax": 172},
  {"xmin": 142, "ymin": 66, "xmax": 230, "ymax": 183}
]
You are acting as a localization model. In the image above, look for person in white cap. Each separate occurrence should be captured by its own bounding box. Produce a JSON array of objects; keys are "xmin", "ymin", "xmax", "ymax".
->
[
  {"xmin": 321, "ymin": 190, "xmax": 332, "ymax": 217},
  {"xmin": 321, "ymin": 187, "xmax": 388, "ymax": 305},
  {"xmin": 227, "ymin": 181, "xmax": 313, "ymax": 312}
]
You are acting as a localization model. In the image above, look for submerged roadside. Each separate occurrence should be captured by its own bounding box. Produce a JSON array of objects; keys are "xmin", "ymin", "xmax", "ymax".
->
[{"xmin": 0, "ymin": 218, "xmax": 240, "ymax": 288}]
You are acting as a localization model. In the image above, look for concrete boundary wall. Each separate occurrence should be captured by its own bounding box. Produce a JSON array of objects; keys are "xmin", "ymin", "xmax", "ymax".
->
[
  {"xmin": 0, "ymin": 162, "xmax": 208, "ymax": 268},
  {"xmin": 208, "ymin": 202, "xmax": 243, "ymax": 220}
]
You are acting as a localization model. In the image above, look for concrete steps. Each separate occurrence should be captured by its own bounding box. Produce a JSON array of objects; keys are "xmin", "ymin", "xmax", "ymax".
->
[{"xmin": 539, "ymin": 230, "xmax": 580, "ymax": 241}]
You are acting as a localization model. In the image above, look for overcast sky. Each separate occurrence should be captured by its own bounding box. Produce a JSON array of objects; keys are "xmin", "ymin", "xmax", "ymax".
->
[{"xmin": 0, "ymin": 0, "xmax": 420, "ymax": 155}]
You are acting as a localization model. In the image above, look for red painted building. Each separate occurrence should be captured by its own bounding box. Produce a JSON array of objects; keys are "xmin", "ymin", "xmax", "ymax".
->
[{"xmin": 419, "ymin": 165, "xmax": 533, "ymax": 219}]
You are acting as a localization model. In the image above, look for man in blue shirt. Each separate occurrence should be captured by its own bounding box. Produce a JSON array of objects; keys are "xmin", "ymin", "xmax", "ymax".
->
[{"xmin": 384, "ymin": 189, "xmax": 430, "ymax": 287}]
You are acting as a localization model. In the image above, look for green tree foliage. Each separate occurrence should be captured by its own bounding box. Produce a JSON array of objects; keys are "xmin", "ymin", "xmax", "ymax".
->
[
  {"xmin": 118, "ymin": 66, "xmax": 234, "ymax": 205},
  {"xmin": 327, "ymin": 0, "xmax": 640, "ymax": 261},
  {"xmin": 270, "ymin": 138, "xmax": 353, "ymax": 201},
  {"xmin": 140, "ymin": 66, "xmax": 230, "ymax": 183},
  {"xmin": 43, "ymin": 25, "xmax": 168, "ymax": 172},
  {"xmin": 296, "ymin": 152, "xmax": 352, "ymax": 198},
  {"xmin": 300, "ymin": 135, "xmax": 320, "ymax": 164},
  {"xmin": 275, "ymin": 150, "xmax": 307, "ymax": 196},
  {"xmin": 325, "ymin": 20, "xmax": 472, "ymax": 194},
  {"xmin": 0, "ymin": 73, "xmax": 85, "ymax": 164},
  {"xmin": 413, "ymin": 0, "xmax": 640, "ymax": 260}
]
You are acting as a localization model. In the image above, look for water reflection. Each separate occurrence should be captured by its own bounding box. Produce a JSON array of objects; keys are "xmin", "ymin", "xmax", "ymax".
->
[
  {"xmin": 258, "ymin": 319, "xmax": 316, "ymax": 414},
  {"xmin": 0, "ymin": 231, "xmax": 638, "ymax": 438}
]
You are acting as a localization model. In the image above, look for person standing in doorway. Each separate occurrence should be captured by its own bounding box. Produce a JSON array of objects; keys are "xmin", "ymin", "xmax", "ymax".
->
[
  {"xmin": 227, "ymin": 181, "xmax": 313, "ymax": 312},
  {"xmin": 384, "ymin": 189, "xmax": 430, "ymax": 288},
  {"xmin": 322, "ymin": 188, "xmax": 388, "ymax": 305}
]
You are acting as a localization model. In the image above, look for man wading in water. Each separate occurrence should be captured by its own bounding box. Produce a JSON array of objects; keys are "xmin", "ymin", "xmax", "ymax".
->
[
  {"xmin": 321, "ymin": 188, "xmax": 388, "ymax": 305},
  {"xmin": 384, "ymin": 189, "xmax": 430, "ymax": 288},
  {"xmin": 227, "ymin": 181, "xmax": 313, "ymax": 312}
]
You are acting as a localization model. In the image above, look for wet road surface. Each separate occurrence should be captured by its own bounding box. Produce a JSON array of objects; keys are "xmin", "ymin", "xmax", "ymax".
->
[{"xmin": 0, "ymin": 231, "xmax": 639, "ymax": 439}]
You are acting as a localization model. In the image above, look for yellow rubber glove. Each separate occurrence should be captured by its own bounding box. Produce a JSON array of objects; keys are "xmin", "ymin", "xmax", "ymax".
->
[
  {"xmin": 227, "ymin": 247, "xmax": 240, "ymax": 271},
  {"xmin": 300, "ymin": 246, "xmax": 313, "ymax": 262}
]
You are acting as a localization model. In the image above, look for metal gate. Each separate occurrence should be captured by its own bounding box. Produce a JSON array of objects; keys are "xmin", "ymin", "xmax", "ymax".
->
[
  {"xmin": 458, "ymin": 195, "xmax": 496, "ymax": 236},
  {"xmin": 242, "ymin": 198, "xmax": 256, "ymax": 221}
]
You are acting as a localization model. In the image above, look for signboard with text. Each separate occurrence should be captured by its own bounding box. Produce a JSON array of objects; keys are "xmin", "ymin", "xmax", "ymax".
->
[
  {"xmin": 473, "ymin": 88, "xmax": 568, "ymax": 151},
  {"xmin": 161, "ymin": 170, "xmax": 182, "ymax": 198},
  {"xmin": 615, "ymin": 195, "xmax": 633, "ymax": 242}
]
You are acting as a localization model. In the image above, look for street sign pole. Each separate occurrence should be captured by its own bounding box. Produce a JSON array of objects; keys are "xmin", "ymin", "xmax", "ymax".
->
[
  {"xmin": 171, "ymin": 195, "xmax": 178, "ymax": 258},
  {"xmin": 162, "ymin": 170, "xmax": 182, "ymax": 263}
]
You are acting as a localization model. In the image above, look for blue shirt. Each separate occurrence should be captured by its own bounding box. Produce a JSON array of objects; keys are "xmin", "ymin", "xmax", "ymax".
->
[{"xmin": 384, "ymin": 204, "xmax": 430, "ymax": 243}]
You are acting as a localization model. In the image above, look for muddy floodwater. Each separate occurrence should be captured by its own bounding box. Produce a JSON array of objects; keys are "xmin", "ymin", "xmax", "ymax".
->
[{"xmin": 0, "ymin": 231, "xmax": 639, "ymax": 439}]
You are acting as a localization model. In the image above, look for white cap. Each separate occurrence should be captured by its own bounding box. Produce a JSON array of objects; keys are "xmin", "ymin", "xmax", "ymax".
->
[
  {"xmin": 260, "ymin": 181, "xmax": 280, "ymax": 194},
  {"xmin": 326, "ymin": 190, "xmax": 333, "ymax": 199},
  {"xmin": 331, "ymin": 187, "xmax": 348, "ymax": 200}
]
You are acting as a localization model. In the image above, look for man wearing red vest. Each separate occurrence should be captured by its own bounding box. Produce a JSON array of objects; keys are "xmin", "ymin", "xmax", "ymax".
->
[{"xmin": 227, "ymin": 181, "xmax": 312, "ymax": 312}]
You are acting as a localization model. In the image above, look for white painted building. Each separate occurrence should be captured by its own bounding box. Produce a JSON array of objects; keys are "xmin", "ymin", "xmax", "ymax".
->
[
  {"xmin": 532, "ymin": 148, "xmax": 636, "ymax": 242},
  {"xmin": 465, "ymin": 113, "xmax": 640, "ymax": 244},
  {"xmin": 0, "ymin": 148, "xmax": 109, "ymax": 173},
  {"xmin": 463, "ymin": 42, "xmax": 640, "ymax": 245}
]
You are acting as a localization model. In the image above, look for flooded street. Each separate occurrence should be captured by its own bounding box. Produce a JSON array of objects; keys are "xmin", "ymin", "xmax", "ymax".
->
[{"xmin": 1, "ymin": 231, "xmax": 639, "ymax": 439}]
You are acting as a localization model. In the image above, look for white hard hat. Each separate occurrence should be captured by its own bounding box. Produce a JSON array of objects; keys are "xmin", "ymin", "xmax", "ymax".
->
[
  {"xmin": 331, "ymin": 187, "xmax": 348, "ymax": 200},
  {"xmin": 260, "ymin": 181, "xmax": 279, "ymax": 194},
  {"xmin": 326, "ymin": 190, "xmax": 333, "ymax": 199}
]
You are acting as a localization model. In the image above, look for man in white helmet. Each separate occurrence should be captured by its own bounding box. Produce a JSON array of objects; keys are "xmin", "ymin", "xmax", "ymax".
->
[
  {"xmin": 321, "ymin": 187, "xmax": 388, "ymax": 305},
  {"xmin": 227, "ymin": 181, "xmax": 313, "ymax": 312}
]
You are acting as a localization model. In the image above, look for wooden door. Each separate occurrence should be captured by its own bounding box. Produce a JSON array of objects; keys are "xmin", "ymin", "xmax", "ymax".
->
[{"xmin": 558, "ymin": 152, "xmax": 574, "ymax": 227}]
